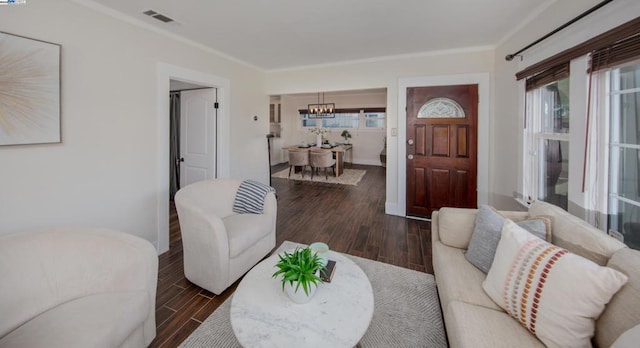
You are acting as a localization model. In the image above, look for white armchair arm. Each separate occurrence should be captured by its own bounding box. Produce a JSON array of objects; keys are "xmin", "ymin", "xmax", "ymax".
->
[{"xmin": 175, "ymin": 198, "xmax": 231, "ymax": 294}]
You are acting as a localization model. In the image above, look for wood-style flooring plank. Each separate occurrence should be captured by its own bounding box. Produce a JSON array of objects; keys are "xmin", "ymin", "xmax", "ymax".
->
[
  {"xmin": 151, "ymin": 294, "xmax": 210, "ymax": 347},
  {"xmin": 158, "ymin": 319, "xmax": 200, "ymax": 348}
]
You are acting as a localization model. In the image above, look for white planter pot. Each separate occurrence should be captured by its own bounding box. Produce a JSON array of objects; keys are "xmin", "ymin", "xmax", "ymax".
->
[
  {"xmin": 284, "ymin": 278, "xmax": 318, "ymax": 304},
  {"xmin": 316, "ymin": 134, "xmax": 322, "ymax": 147}
]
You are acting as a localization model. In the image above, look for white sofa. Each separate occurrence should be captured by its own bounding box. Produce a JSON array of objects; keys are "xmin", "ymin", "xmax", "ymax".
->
[
  {"xmin": 432, "ymin": 201, "xmax": 640, "ymax": 348},
  {"xmin": 175, "ymin": 179, "xmax": 277, "ymax": 295},
  {"xmin": 0, "ymin": 227, "xmax": 158, "ymax": 348}
]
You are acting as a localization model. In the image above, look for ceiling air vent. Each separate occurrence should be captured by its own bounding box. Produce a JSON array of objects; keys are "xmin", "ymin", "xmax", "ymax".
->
[{"xmin": 143, "ymin": 9, "xmax": 175, "ymax": 23}]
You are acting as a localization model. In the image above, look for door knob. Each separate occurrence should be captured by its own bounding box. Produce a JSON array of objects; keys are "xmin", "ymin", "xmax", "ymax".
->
[
  {"xmin": 179, "ymin": 157, "xmax": 185, "ymax": 162},
  {"xmin": 408, "ymin": 154, "xmax": 414, "ymax": 160},
  {"xmin": 407, "ymin": 139, "xmax": 414, "ymax": 145}
]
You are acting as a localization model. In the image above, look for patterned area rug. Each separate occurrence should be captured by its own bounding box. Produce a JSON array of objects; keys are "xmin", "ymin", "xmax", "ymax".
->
[
  {"xmin": 271, "ymin": 167, "xmax": 366, "ymax": 186},
  {"xmin": 179, "ymin": 241, "xmax": 447, "ymax": 348}
]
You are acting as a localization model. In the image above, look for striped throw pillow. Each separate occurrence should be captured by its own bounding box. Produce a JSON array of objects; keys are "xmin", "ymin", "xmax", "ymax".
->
[
  {"xmin": 233, "ymin": 180, "xmax": 275, "ymax": 214},
  {"xmin": 483, "ymin": 220, "xmax": 628, "ymax": 347}
]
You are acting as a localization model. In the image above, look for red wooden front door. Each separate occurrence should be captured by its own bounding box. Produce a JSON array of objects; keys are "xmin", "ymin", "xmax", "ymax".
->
[{"xmin": 406, "ymin": 85, "xmax": 478, "ymax": 217}]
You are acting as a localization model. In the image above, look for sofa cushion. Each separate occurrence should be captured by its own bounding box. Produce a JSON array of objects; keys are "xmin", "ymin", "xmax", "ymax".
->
[
  {"xmin": 465, "ymin": 205, "xmax": 549, "ymax": 273},
  {"xmin": 437, "ymin": 208, "xmax": 478, "ymax": 249},
  {"xmin": 611, "ymin": 324, "xmax": 640, "ymax": 348},
  {"xmin": 224, "ymin": 213, "xmax": 273, "ymax": 258},
  {"xmin": 483, "ymin": 220, "xmax": 628, "ymax": 348},
  {"xmin": 528, "ymin": 200, "xmax": 625, "ymax": 265},
  {"xmin": 595, "ymin": 248, "xmax": 640, "ymax": 348},
  {"xmin": 0, "ymin": 291, "xmax": 149, "ymax": 348},
  {"xmin": 445, "ymin": 301, "xmax": 544, "ymax": 348},
  {"xmin": 432, "ymin": 241, "xmax": 502, "ymax": 312}
]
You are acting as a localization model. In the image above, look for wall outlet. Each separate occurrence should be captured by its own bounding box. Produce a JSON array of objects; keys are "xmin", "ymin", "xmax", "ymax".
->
[{"xmin": 608, "ymin": 229, "xmax": 624, "ymax": 243}]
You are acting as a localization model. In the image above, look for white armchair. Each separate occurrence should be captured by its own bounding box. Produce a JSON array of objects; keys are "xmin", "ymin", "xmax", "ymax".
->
[
  {"xmin": 0, "ymin": 227, "xmax": 158, "ymax": 348},
  {"xmin": 175, "ymin": 179, "xmax": 277, "ymax": 295}
]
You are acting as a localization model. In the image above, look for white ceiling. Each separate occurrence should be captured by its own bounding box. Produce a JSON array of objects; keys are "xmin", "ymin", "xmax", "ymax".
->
[{"xmin": 87, "ymin": 0, "xmax": 578, "ymax": 71}]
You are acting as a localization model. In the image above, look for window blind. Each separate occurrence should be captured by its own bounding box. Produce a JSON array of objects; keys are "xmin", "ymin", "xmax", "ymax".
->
[
  {"xmin": 516, "ymin": 16, "xmax": 640, "ymax": 81},
  {"xmin": 525, "ymin": 62, "xmax": 570, "ymax": 91},
  {"xmin": 590, "ymin": 32, "xmax": 640, "ymax": 71}
]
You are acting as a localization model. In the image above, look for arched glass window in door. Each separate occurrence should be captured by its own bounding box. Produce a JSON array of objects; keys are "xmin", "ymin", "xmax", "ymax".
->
[{"xmin": 417, "ymin": 97, "xmax": 466, "ymax": 118}]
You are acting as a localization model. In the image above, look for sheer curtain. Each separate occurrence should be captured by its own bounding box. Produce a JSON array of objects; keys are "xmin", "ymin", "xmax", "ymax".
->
[
  {"xmin": 170, "ymin": 92, "xmax": 180, "ymax": 200},
  {"xmin": 583, "ymin": 69, "xmax": 603, "ymax": 228}
]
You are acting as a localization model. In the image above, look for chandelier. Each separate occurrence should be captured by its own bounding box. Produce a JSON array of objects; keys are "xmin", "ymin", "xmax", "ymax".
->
[{"xmin": 307, "ymin": 92, "xmax": 335, "ymax": 118}]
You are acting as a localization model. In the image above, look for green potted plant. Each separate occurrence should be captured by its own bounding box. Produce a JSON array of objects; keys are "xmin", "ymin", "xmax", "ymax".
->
[
  {"xmin": 341, "ymin": 130, "xmax": 352, "ymax": 144},
  {"xmin": 272, "ymin": 247, "xmax": 324, "ymax": 303}
]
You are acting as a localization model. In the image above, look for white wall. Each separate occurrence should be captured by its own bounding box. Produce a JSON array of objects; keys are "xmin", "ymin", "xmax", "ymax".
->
[
  {"xmin": 266, "ymin": 49, "xmax": 494, "ymax": 215},
  {"xmin": 492, "ymin": 0, "xmax": 640, "ymax": 212},
  {"xmin": 0, "ymin": 0, "xmax": 268, "ymax": 252},
  {"xmin": 276, "ymin": 90, "xmax": 387, "ymax": 166}
]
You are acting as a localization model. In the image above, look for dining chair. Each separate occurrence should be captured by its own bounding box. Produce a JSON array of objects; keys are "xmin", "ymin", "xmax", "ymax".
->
[
  {"xmin": 309, "ymin": 148, "xmax": 336, "ymax": 179},
  {"xmin": 288, "ymin": 148, "xmax": 310, "ymax": 178}
]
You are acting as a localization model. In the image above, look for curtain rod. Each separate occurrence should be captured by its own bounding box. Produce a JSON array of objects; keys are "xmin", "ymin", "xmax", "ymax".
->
[{"xmin": 505, "ymin": 0, "xmax": 614, "ymax": 61}]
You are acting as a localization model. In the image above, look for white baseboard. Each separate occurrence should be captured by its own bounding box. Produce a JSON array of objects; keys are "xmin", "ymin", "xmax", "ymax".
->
[
  {"xmin": 385, "ymin": 202, "xmax": 403, "ymax": 216},
  {"xmin": 352, "ymin": 159, "xmax": 383, "ymax": 166}
]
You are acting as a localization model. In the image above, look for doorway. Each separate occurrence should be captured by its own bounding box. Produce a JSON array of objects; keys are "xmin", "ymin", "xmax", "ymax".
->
[
  {"xmin": 405, "ymin": 85, "xmax": 478, "ymax": 217},
  {"xmin": 169, "ymin": 81, "xmax": 218, "ymax": 197},
  {"xmin": 157, "ymin": 63, "xmax": 231, "ymax": 254},
  {"xmin": 169, "ymin": 80, "xmax": 217, "ymax": 246},
  {"xmin": 396, "ymin": 74, "xmax": 489, "ymax": 218}
]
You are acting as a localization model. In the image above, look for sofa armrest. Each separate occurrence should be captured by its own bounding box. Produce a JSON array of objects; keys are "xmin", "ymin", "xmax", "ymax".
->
[
  {"xmin": 0, "ymin": 228, "xmax": 158, "ymax": 344},
  {"xmin": 433, "ymin": 208, "xmax": 479, "ymax": 249}
]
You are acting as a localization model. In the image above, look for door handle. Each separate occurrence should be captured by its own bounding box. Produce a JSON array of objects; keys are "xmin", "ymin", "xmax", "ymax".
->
[
  {"xmin": 408, "ymin": 154, "xmax": 414, "ymax": 160},
  {"xmin": 407, "ymin": 139, "xmax": 414, "ymax": 145}
]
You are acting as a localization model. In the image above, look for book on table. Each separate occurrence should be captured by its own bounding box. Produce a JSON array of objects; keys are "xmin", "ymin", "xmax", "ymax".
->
[{"xmin": 320, "ymin": 260, "xmax": 336, "ymax": 282}]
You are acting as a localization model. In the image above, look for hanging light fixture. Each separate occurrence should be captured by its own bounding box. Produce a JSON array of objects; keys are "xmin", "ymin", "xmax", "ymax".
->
[{"xmin": 307, "ymin": 92, "xmax": 335, "ymax": 118}]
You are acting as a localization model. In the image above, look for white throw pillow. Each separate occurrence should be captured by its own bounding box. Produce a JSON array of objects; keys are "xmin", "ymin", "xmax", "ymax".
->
[{"xmin": 483, "ymin": 220, "xmax": 628, "ymax": 348}]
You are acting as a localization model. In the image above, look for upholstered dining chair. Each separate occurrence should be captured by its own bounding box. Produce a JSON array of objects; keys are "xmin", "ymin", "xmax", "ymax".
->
[
  {"xmin": 309, "ymin": 148, "xmax": 336, "ymax": 179},
  {"xmin": 288, "ymin": 148, "xmax": 310, "ymax": 178},
  {"xmin": 174, "ymin": 179, "xmax": 277, "ymax": 295}
]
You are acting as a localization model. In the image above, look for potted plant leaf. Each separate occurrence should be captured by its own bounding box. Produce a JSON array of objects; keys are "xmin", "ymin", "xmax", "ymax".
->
[
  {"xmin": 272, "ymin": 247, "xmax": 324, "ymax": 304},
  {"xmin": 341, "ymin": 130, "xmax": 352, "ymax": 144}
]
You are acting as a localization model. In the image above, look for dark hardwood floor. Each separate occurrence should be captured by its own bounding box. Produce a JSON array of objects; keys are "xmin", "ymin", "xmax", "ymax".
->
[{"xmin": 151, "ymin": 163, "xmax": 433, "ymax": 347}]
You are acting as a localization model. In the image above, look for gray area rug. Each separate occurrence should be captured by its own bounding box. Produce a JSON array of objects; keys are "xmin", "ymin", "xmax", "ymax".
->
[{"xmin": 180, "ymin": 241, "xmax": 446, "ymax": 347}]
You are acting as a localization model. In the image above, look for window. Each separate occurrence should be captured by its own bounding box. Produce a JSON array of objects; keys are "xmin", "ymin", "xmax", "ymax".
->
[
  {"xmin": 524, "ymin": 77, "xmax": 570, "ymax": 210},
  {"xmin": 299, "ymin": 108, "xmax": 385, "ymax": 130},
  {"xmin": 364, "ymin": 112, "xmax": 385, "ymax": 129},
  {"xmin": 516, "ymin": 16, "xmax": 640, "ymax": 250},
  {"xmin": 608, "ymin": 61, "xmax": 640, "ymax": 249},
  {"xmin": 321, "ymin": 112, "xmax": 359, "ymax": 128},
  {"xmin": 300, "ymin": 112, "xmax": 359, "ymax": 128}
]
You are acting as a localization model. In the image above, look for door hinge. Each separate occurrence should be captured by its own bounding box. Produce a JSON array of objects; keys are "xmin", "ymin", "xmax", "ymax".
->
[{"xmin": 214, "ymin": 102, "xmax": 219, "ymax": 109}]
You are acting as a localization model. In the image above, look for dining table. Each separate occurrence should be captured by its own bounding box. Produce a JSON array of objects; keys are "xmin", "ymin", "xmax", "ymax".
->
[{"xmin": 283, "ymin": 144, "xmax": 353, "ymax": 177}]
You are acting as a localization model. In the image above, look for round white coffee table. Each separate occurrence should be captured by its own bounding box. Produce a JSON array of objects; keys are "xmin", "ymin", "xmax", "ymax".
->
[{"xmin": 230, "ymin": 248, "xmax": 374, "ymax": 347}]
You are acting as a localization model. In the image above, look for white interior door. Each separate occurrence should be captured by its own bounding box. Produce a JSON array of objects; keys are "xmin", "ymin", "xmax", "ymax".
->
[{"xmin": 180, "ymin": 88, "xmax": 217, "ymax": 188}]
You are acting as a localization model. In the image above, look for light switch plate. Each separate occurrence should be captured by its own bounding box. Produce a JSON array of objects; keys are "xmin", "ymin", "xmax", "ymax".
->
[{"xmin": 391, "ymin": 128, "xmax": 397, "ymax": 136}]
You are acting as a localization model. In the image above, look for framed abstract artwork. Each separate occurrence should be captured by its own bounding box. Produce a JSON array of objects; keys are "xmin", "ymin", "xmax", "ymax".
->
[{"xmin": 0, "ymin": 31, "xmax": 61, "ymax": 146}]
